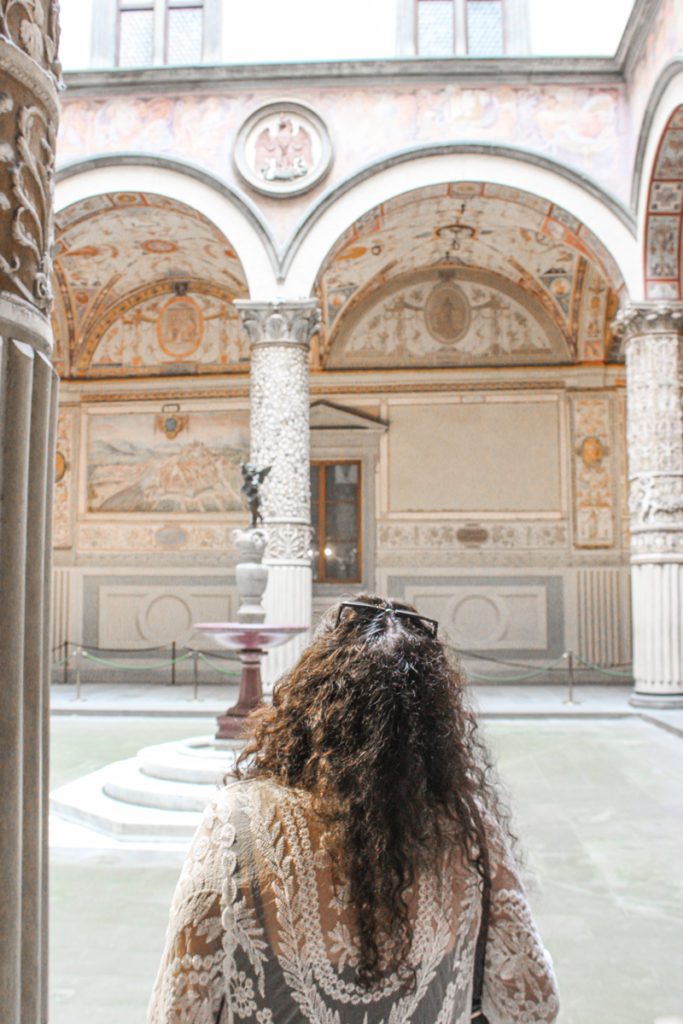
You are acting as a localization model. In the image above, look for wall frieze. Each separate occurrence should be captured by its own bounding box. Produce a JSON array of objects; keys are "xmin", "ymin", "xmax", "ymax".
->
[{"xmin": 377, "ymin": 520, "xmax": 570, "ymax": 552}]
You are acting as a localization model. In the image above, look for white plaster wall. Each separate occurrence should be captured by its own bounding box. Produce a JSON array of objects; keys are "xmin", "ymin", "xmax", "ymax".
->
[
  {"xmin": 386, "ymin": 399, "xmax": 563, "ymax": 516},
  {"xmin": 58, "ymin": 0, "xmax": 636, "ymax": 67},
  {"xmin": 528, "ymin": 0, "xmax": 634, "ymax": 57},
  {"xmin": 59, "ymin": 0, "xmax": 94, "ymax": 71},
  {"xmin": 221, "ymin": 0, "xmax": 399, "ymax": 63}
]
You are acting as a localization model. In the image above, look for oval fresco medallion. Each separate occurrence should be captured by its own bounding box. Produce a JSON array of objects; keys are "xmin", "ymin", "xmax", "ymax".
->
[
  {"xmin": 55, "ymin": 450, "xmax": 67, "ymax": 483},
  {"xmin": 156, "ymin": 295, "xmax": 204, "ymax": 359},
  {"xmin": 424, "ymin": 282, "xmax": 471, "ymax": 345}
]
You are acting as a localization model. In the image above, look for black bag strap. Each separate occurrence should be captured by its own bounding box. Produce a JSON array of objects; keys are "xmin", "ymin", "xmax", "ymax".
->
[{"xmin": 470, "ymin": 805, "xmax": 492, "ymax": 1022}]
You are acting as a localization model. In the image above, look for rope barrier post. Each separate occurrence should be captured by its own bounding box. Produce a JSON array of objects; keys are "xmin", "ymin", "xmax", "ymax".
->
[
  {"xmin": 191, "ymin": 649, "xmax": 202, "ymax": 703},
  {"xmin": 562, "ymin": 650, "xmax": 580, "ymax": 706},
  {"xmin": 171, "ymin": 641, "xmax": 176, "ymax": 687},
  {"xmin": 72, "ymin": 646, "xmax": 85, "ymax": 703},
  {"xmin": 62, "ymin": 641, "xmax": 69, "ymax": 687}
]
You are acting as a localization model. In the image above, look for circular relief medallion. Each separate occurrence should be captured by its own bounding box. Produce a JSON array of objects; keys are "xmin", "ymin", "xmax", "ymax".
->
[
  {"xmin": 55, "ymin": 450, "xmax": 67, "ymax": 483},
  {"xmin": 157, "ymin": 295, "xmax": 204, "ymax": 359},
  {"xmin": 424, "ymin": 282, "xmax": 471, "ymax": 345},
  {"xmin": 235, "ymin": 101, "xmax": 333, "ymax": 197}
]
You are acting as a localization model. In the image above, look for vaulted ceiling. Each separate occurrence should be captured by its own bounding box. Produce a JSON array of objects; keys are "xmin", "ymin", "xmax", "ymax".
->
[
  {"xmin": 52, "ymin": 192, "xmax": 249, "ymax": 378},
  {"xmin": 315, "ymin": 182, "xmax": 623, "ymax": 368}
]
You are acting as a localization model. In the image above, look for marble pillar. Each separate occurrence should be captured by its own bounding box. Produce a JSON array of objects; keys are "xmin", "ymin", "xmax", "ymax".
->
[
  {"xmin": 236, "ymin": 300, "xmax": 321, "ymax": 686},
  {"xmin": 0, "ymin": 5, "xmax": 61, "ymax": 1022},
  {"xmin": 615, "ymin": 303, "xmax": 683, "ymax": 706}
]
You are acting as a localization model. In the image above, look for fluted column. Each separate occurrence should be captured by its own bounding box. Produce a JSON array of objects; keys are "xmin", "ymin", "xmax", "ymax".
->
[
  {"xmin": 0, "ymin": 4, "xmax": 61, "ymax": 1022},
  {"xmin": 614, "ymin": 303, "xmax": 683, "ymax": 706},
  {"xmin": 236, "ymin": 300, "xmax": 321, "ymax": 686}
]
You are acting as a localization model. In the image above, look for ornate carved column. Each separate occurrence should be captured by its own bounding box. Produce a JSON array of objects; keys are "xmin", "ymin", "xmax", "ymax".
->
[
  {"xmin": 614, "ymin": 302, "xmax": 683, "ymax": 706},
  {"xmin": 0, "ymin": 4, "xmax": 61, "ymax": 1023},
  {"xmin": 236, "ymin": 300, "xmax": 321, "ymax": 685}
]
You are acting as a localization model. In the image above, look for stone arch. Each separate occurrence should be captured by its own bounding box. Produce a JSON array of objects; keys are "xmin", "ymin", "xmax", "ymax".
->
[
  {"xmin": 51, "ymin": 186, "xmax": 256, "ymax": 379},
  {"xmin": 309, "ymin": 176, "xmax": 629, "ymax": 370},
  {"xmin": 55, "ymin": 157, "xmax": 279, "ymax": 297},
  {"xmin": 280, "ymin": 145, "xmax": 638, "ymax": 300},
  {"xmin": 637, "ymin": 68, "xmax": 683, "ymax": 300}
]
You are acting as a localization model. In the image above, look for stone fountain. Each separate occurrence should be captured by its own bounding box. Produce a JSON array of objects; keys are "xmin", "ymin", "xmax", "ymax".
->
[
  {"xmin": 197, "ymin": 464, "xmax": 308, "ymax": 740},
  {"xmin": 50, "ymin": 465, "xmax": 308, "ymax": 844}
]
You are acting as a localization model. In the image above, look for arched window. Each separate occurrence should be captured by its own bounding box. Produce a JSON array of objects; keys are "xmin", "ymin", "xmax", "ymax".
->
[
  {"xmin": 415, "ymin": 0, "xmax": 508, "ymax": 57},
  {"xmin": 117, "ymin": 0, "xmax": 205, "ymax": 66}
]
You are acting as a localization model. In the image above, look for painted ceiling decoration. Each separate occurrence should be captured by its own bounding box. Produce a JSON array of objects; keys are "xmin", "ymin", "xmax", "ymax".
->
[
  {"xmin": 51, "ymin": 192, "xmax": 249, "ymax": 378},
  {"xmin": 644, "ymin": 106, "xmax": 683, "ymax": 300},
  {"xmin": 316, "ymin": 182, "xmax": 622, "ymax": 369},
  {"xmin": 327, "ymin": 266, "xmax": 570, "ymax": 369}
]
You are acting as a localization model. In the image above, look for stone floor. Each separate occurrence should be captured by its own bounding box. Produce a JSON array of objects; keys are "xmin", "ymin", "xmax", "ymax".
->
[{"xmin": 49, "ymin": 703, "xmax": 683, "ymax": 1024}]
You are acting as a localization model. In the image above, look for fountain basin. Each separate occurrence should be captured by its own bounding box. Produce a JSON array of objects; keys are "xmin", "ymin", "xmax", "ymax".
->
[{"xmin": 195, "ymin": 622, "xmax": 307, "ymax": 650}]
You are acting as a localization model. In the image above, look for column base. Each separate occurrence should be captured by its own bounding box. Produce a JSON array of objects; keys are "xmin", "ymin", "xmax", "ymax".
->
[{"xmin": 629, "ymin": 691, "xmax": 683, "ymax": 708}]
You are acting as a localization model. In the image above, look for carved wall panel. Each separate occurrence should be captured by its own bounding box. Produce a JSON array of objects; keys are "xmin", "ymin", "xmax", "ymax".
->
[
  {"xmin": 97, "ymin": 584, "xmax": 234, "ymax": 648},
  {"xmin": 391, "ymin": 576, "xmax": 561, "ymax": 654}
]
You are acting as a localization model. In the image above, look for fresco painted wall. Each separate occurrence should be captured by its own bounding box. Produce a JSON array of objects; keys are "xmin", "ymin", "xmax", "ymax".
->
[
  {"xmin": 58, "ymin": 80, "xmax": 629, "ymax": 241},
  {"xmin": 85, "ymin": 408, "xmax": 249, "ymax": 515}
]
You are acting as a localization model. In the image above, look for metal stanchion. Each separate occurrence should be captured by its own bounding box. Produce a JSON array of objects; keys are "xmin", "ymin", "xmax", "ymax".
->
[
  {"xmin": 62, "ymin": 640, "xmax": 69, "ymax": 686},
  {"xmin": 171, "ymin": 641, "xmax": 176, "ymax": 687},
  {"xmin": 191, "ymin": 649, "xmax": 202, "ymax": 702},
  {"xmin": 562, "ymin": 650, "xmax": 580, "ymax": 705},
  {"xmin": 71, "ymin": 646, "xmax": 85, "ymax": 703}
]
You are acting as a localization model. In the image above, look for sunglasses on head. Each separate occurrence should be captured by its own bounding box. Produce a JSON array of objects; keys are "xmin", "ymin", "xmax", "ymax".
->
[{"xmin": 335, "ymin": 601, "xmax": 439, "ymax": 638}]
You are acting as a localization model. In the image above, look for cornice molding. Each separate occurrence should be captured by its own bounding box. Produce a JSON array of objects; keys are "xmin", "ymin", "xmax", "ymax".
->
[{"xmin": 60, "ymin": 0, "xmax": 660, "ymax": 96}]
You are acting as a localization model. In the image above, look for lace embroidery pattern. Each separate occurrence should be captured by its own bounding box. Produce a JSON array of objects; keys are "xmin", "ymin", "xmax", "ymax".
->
[{"xmin": 148, "ymin": 779, "xmax": 560, "ymax": 1024}]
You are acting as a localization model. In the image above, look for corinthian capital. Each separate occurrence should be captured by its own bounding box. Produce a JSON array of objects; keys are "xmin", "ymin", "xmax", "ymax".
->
[
  {"xmin": 235, "ymin": 299, "xmax": 321, "ymax": 348},
  {"xmin": 612, "ymin": 301, "xmax": 683, "ymax": 345}
]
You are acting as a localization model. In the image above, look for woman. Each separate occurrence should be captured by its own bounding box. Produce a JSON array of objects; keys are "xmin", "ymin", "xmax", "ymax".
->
[{"xmin": 149, "ymin": 595, "xmax": 559, "ymax": 1023}]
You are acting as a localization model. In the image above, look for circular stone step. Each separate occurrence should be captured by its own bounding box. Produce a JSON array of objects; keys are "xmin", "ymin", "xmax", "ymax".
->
[
  {"xmin": 103, "ymin": 759, "xmax": 216, "ymax": 812},
  {"xmin": 138, "ymin": 737, "xmax": 242, "ymax": 784}
]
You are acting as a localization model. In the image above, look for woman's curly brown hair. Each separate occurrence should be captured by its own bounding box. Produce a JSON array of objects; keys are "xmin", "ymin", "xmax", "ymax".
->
[{"xmin": 236, "ymin": 594, "xmax": 509, "ymax": 992}]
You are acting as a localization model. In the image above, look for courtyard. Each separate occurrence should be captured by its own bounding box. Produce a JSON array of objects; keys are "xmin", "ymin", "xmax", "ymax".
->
[{"xmin": 49, "ymin": 703, "xmax": 683, "ymax": 1024}]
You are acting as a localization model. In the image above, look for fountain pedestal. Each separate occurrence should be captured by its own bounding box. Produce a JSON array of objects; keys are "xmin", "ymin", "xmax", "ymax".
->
[{"xmin": 194, "ymin": 623, "xmax": 307, "ymax": 739}]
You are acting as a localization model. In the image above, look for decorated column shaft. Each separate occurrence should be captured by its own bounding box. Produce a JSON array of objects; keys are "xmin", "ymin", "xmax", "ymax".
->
[
  {"xmin": 615, "ymin": 303, "xmax": 683, "ymax": 705},
  {"xmin": 0, "ymin": 3, "xmax": 61, "ymax": 1022},
  {"xmin": 236, "ymin": 300, "xmax": 321, "ymax": 684}
]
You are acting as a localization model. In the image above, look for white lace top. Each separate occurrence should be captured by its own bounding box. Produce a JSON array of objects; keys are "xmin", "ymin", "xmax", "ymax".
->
[{"xmin": 148, "ymin": 778, "xmax": 559, "ymax": 1024}]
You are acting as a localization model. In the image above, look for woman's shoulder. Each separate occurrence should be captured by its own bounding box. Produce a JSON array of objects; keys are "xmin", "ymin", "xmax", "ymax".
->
[{"xmin": 214, "ymin": 774, "xmax": 305, "ymax": 810}]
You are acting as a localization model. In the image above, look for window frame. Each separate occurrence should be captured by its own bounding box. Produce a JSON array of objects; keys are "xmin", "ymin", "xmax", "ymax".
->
[
  {"xmin": 414, "ymin": 0, "xmax": 509, "ymax": 57},
  {"xmin": 164, "ymin": 0, "xmax": 205, "ymax": 66},
  {"xmin": 115, "ymin": 0, "xmax": 206, "ymax": 67},
  {"xmin": 415, "ymin": 0, "xmax": 457, "ymax": 57},
  {"xmin": 465, "ymin": 0, "xmax": 505, "ymax": 57},
  {"xmin": 310, "ymin": 459, "xmax": 363, "ymax": 585},
  {"xmin": 116, "ymin": 0, "xmax": 155, "ymax": 68}
]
